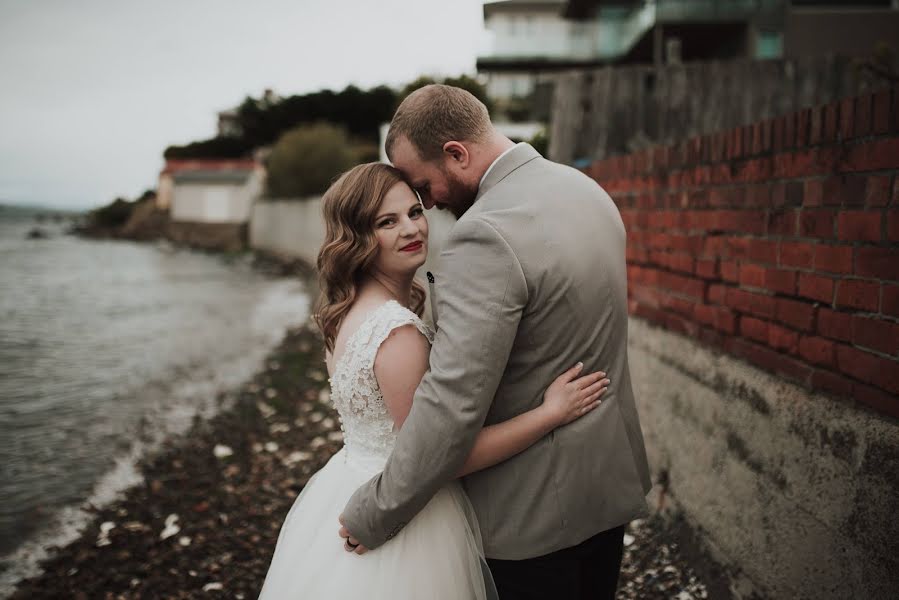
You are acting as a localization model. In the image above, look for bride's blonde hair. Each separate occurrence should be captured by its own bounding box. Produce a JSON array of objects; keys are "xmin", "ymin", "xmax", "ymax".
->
[{"xmin": 313, "ymin": 162, "xmax": 426, "ymax": 353}]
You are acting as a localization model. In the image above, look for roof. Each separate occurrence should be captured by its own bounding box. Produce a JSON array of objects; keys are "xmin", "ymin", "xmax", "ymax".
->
[
  {"xmin": 161, "ymin": 159, "xmax": 258, "ymax": 176},
  {"xmin": 171, "ymin": 170, "xmax": 254, "ymax": 184},
  {"xmin": 484, "ymin": 0, "xmax": 566, "ymax": 19}
]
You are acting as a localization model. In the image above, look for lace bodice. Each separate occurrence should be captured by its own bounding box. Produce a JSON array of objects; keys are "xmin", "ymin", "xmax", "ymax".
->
[{"xmin": 328, "ymin": 300, "xmax": 434, "ymax": 464}]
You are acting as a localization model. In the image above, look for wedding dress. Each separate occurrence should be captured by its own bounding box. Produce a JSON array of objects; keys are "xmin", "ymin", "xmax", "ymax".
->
[{"xmin": 258, "ymin": 300, "xmax": 495, "ymax": 599}]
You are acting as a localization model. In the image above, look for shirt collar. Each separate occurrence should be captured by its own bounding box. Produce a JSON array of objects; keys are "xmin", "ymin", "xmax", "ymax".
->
[{"xmin": 478, "ymin": 142, "xmax": 526, "ymax": 191}]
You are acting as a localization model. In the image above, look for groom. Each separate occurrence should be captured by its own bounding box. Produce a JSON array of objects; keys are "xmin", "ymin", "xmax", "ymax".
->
[{"xmin": 339, "ymin": 84, "xmax": 652, "ymax": 599}]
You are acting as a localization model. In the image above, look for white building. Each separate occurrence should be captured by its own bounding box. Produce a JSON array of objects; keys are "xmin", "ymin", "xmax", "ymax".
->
[
  {"xmin": 159, "ymin": 159, "xmax": 263, "ymax": 225},
  {"xmin": 478, "ymin": 0, "xmax": 604, "ymax": 101}
]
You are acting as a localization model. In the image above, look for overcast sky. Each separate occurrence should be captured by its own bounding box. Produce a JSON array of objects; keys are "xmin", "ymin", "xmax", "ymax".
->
[{"xmin": 0, "ymin": 0, "xmax": 489, "ymax": 210}]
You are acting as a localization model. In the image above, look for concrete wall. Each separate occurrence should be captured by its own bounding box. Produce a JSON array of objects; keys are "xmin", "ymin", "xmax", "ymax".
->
[
  {"xmin": 629, "ymin": 317, "xmax": 898, "ymax": 599},
  {"xmin": 249, "ymin": 197, "xmax": 458, "ymax": 286}
]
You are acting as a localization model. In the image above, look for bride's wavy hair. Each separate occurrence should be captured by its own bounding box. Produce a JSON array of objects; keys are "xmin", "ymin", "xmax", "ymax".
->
[{"xmin": 313, "ymin": 162, "xmax": 427, "ymax": 353}]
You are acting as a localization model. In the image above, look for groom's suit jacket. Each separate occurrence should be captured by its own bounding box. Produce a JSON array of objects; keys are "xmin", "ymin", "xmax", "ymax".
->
[{"xmin": 343, "ymin": 143, "xmax": 652, "ymax": 559}]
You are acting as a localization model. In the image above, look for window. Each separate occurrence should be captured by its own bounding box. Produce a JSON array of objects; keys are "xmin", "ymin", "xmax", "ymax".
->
[{"xmin": 756, "ymin": 31, "xmax": 783, "ymax": 59}]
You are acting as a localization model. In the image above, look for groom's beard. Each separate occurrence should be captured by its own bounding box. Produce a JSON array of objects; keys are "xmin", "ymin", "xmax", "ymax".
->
[{"xmin": 443, "ymin": 170, "xmax": 479, "ymax": 219}]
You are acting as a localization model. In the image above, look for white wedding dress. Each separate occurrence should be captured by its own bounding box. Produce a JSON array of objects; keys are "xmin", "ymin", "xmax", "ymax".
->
[{"xmin": 258, "ymin": 300, "xmax": 496, "ymax": 599}]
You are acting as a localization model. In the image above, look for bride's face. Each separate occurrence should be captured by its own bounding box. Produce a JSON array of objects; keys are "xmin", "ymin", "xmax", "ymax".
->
[{"xmin": 370, "ymin": 181, "xmax": 429, "ymax": 276}]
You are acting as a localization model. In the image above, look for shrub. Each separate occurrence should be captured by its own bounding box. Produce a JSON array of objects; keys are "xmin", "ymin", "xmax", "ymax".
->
[{"xmin": 265, "ymin": 123, "xmax": 360, "ymax": 198}]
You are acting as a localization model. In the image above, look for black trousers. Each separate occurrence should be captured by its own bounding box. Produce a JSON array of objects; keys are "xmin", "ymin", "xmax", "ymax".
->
[{"xmin": 486, "ymin": 525, "xmax": 626, "ymax": 600}]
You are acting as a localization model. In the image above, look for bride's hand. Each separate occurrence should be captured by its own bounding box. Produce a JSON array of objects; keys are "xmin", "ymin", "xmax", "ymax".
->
[{"xmin": 540, "ymin": 362, "xmax": 609, "ymax": 428}]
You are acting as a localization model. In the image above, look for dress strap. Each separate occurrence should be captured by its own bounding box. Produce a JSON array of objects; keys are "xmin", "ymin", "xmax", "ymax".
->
[{"xmin": 352, "ymin": 300, "xmax": 433, "ymax": 370}]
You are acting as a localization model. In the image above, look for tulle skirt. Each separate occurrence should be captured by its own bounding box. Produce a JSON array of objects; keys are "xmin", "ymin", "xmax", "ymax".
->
[{"xmin": 258, "ymin": 447, "xmax": 496, "ymax": 599}]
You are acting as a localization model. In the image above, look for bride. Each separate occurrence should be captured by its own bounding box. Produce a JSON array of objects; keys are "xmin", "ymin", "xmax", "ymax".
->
[{"xmin": 257, "ymin": 162, "xmax": 609, "ymax": 599}]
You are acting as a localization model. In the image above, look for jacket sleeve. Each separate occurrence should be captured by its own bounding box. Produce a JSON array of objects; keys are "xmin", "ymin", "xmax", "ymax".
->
[{"xmin": 341, "ymin": 215, "xmax": 528, "ymax": 548}]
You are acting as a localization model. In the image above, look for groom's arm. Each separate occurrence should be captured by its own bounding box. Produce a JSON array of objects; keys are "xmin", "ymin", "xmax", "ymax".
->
[{"xmin": 341, "ymin": 216, "xmax": 528, "ymax": 549}]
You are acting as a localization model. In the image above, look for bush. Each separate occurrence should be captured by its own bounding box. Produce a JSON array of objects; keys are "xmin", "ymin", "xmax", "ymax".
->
[
  {"xmin": 265, "ymin": 123, "xmax": 360, "ymax": 198},
  {"xmin": 90, "ymin": 197, "xmax": 135, "ymax": 228}
]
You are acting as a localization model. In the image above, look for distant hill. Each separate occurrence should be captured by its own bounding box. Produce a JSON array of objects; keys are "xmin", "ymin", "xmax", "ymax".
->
[{"xmin": 0, "ymin": 203, "xmax": 83, "ymax": 222}]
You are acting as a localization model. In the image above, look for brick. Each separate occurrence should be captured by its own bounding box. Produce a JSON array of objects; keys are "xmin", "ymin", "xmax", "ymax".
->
[
  {"xmin": 664, "ymin": 313, "xmax": 700, "ymax": 338},
  {"xmin": 882, "ymin": 284, "xmax": 899, "ymax": 317},
  {"xmin": 811, "ymin": 369, "xmax": 853, "ymax": 397},
  {"xmin": 784, "ymin": 114, "xmax": 796, "ymax": 149},
  {"xmin": 721, "ymin": 260, "xmax": 739, "ymax": 283},
  {"xmin": 865, "ymin": 175, "xmax": 891, "ymax": 207},
  {"xmin": 836, "ymin": 344, "xmax": 899, "ymax": 394},
  {"xmin": 797, "ymin": 108, "xmax": 811, "ymax": 146},
  {"xmin": 745, "ymin": 184, "xmax": 771, "ymax": 207},
  {"xmin": 814, "ymin": 245, "xmax": 854, "ymax": 274},
  {"xmin": 731, "ymin": 338, "xmax": 812, "ymax": 385},
  {"xmin": 823, "ymin": 175, "xmax": 866, "ymax": 206},
  {"xmin": 798, "ymin": 273, "xmax": 835, "ymax": 304},
  {"xmin": 699, "ymin": 327, "xmax": 725, "ymax": 349},
  {"xmin": 693, "ymin": 303, "xmax": 717, "ymax": 327},
  {"xmin": 809, "ymin": 106, "xmax": 823, "ymax": 145},
  {"xmin": 726, "ymin": 288, "xmax": 775, "ymax": 319},
  {"xmin": 835, "ymin": 279, "xmax": 880, "ymax": 311},
  {"xmin": 769, "ymin": 323, "xmax": 800, "ymax": 354},
  {"xmin": 715, "ymin": 307, "xmax": 737, "ymax": 334},
  {"xmin": 739, "ymin": 263, "xmax": 766, "ymax": 288},
  {"xmin": 839, "ymin": 97, "xmax": 854, "ymax": 140},
  {"xmin": 766, "ymin": 268, "xmax": 798, "ymax": 295},
  {"xmin": 872, "ymin": 88, "xmax": 890, "ymax": 134},
  {"xmin": 669, "ymin": 253, "xmax": 695, "ymax": 275},
  {"xmin": 702, "ymin": 236, "xmax": 728, "ymax": 257},
  {"xmin": 741, "ymin": 316, "xmax": 769, "ymax": 343},
  {"xmin": 695, "ymin": 258, "xmax": 719, "ymax": 279},
  {"xmin": 659, "ymin": 271, "xmax": 706, "ymax": 300},
  {"xmin": 803, "ymin": 179, "xmax": 824, "ymax": 207},
  {"xmin": 727, "ymin": 238, "xmax": 751, "ymax": 260},
  {"xmin": 818, "ymin": 308, "xmax": 853, "ymax": 342},
  {"xmin": 888, "ymin": 211, "xmax": 899, "ymax": 242},
  {"xmin": 851, "ymin": 315, "xmax": 899, "ymax": 355},
  {"xmin": 855, "ymin": 246, "xmax": 899, "ymax": 280},
  {"xmin": 854, "ymin": 94, "xmax": 872, "ymax": 138},
  {"xmin": 854, "ymin": 382, "xmax": 899, "ymax": 419},
  {"xmin": 799, "ymin": 336, "xmax": 837, "ymax": 367},
  {"xmin": 768, "ymin": 209, "xmax": 799, "ymax": 236},
  {"xmin": 772, "ymin": 116, "xmax": 785, "ymax": 151},
  {"xmin": 779, "ymin": 241, "xmax": 815, "ymax": 269},
  {"xmin": 837, "ymin": 211, "xmax": 881, "ymax": 242},
  {"xmin": 748, "ymin": 239, "xmax": 778, "ymax": 264},
  {"xmin": 784, "ymin": 181, "xmax": 804, "ymax": 206},
  {"xmin": 775, "ymin": 298, "xmax": 816, "ymax": 332},
  {"xmin": 707, "ymin": 284, "xmax": 727, "ymax": 305},
  {"xmin": 799, "ymin": 209, "xmax": 835, "ymax": 238},
  {"xmin": 823, "ymin": 102, "xmax": 839, "ymax": 141},
  {"xmin": 841, "ymin": 138, "xmax": 899, "ymax": 172}
]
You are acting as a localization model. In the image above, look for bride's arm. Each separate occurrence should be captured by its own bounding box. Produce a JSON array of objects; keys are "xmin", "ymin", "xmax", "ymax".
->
[
  {"xmin": 374, "ymin": 326, "xmax": 608, "ymax": 478},
  {"xmin": 454, "ymin": 362, "xmax": 606, "ymax": 477}
]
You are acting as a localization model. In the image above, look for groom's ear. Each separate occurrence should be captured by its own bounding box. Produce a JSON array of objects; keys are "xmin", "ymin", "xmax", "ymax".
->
[{"xmin": 442, "ymin": 141, "xmax": 470, "ymax": 168}]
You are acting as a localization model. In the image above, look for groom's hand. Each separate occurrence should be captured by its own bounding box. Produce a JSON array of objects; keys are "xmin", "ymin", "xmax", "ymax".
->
[{"xmin": 338, "ymin": 514, "xmax": 369, "ymax": 555}]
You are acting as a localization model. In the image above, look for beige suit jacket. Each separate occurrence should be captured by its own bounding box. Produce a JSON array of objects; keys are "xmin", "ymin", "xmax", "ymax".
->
[{"xmin": 343, "ymin": 144, "xmax": 652, "ymax": 559}]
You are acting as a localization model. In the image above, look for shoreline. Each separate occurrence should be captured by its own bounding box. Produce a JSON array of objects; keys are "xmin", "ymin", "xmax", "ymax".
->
[
  {"xmin": 8, "ymin": 323, "xmax": 340, "ymax": 599},
  {"xmin": 7, "ymin": 315, "xmax": 731, "ymax": 599},
  {"xmin": 0, "ymin": 236, "xmax": 316, "ymax": 598}
]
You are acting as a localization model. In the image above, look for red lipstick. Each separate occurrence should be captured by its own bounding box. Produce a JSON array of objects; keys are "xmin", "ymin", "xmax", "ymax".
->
[{"xmin": 400, "ymin": 241, "xmax": 423, "ymax": 252}]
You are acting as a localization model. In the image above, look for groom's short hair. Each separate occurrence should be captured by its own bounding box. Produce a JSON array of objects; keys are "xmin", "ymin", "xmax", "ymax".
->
[{"xmin": 386, "ymin": 84, "xmax": 492, "ymax": 162}]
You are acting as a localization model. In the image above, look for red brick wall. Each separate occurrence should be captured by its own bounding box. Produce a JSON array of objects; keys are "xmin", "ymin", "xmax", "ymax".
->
[{"xmin": 586, "ymin": 86, "xmax": 899, "ymax": 418}]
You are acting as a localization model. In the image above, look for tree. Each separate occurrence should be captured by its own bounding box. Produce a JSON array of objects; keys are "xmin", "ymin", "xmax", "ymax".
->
[
  {"xmin": 265, "ymin": 123, "xmax": 360, "ymax": 198},
  {"xmin": 397, "ymin": 74, "xmax": 493, "ymax": 114}
]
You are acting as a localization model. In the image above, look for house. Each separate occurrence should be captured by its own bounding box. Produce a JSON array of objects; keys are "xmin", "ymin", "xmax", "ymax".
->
[
  {"xmin": 157, "ymin": 159, "xmax": 264, "ymax": 250},
  {"xmin": 477, "ymin": 0, "xmax": 588, "ymax": 108}
]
